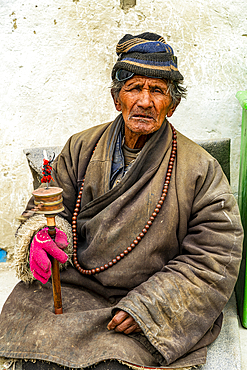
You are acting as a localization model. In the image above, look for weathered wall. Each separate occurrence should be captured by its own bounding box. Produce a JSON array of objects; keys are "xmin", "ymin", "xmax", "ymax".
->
[{"xmin": 1, "ymin": 0, "xmax": 246, "ymax": 256}]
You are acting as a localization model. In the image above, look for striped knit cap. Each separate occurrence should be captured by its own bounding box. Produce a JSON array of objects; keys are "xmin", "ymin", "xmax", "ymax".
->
[{"xmin": 111, "ymin": 32, "xmax": 183, "ymax": 81}]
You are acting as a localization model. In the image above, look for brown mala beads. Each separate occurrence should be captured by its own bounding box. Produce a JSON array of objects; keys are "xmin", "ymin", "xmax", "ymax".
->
[{"xmin": 72, "ymin": 123, "xmax": 177, "ymax": 275}]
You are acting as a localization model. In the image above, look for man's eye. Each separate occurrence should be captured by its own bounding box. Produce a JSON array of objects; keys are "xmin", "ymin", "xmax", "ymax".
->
[
  {"xmin": 131, "ymin": 85, "xmax": 141, "ymax": 91},
  {"xmin": 153, "ymin": 88, "xmax": 163, "ymax": 94}
]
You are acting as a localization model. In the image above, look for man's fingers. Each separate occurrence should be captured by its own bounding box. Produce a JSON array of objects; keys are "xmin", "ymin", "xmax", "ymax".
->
[
  {"xmin": 55, "ymin": 228, "xmax": 69, "ymax": 250},
  {"xmin": 107, "ymin": 310, "xmax": 142, "ymax": 334},
  {"xmin": 31, "ymin": 258, "xmax": 51, "ymax": 279},
  {"xmin": 31, "ymin": 248, "xmax": 51, "ymax": 272},
  {"xmin": 133, "ymin": 327, "xmax": 142, "ymax": 333},
  {"xmin": 114, "ymin": 316, "xmax": 137, "ymax": 332},
  {"xmin": 32, "ymin": 269, "xmax": 50, "ymax": 285},
  {"xmin": 43, "ymin": 241, "xmax": 68, "ymax": 264},
  {"xmin": 107, "ymin": 310, "xmax": 129, "ymax": 330},
  {"xmin": 123, "ymin": 323, "xmax": 141, "ymax": 335}
]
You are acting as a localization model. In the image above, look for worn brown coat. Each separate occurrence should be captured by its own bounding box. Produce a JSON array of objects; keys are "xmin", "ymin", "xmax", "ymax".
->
[{"xmin": 0, "ymin": 116, "xmax": 243, "ymax": 369}]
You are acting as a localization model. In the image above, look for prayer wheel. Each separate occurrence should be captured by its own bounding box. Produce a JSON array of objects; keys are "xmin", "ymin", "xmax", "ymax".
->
[
  {"xmin": 32, "ymin": 187, "xmax": 64, "ymax": 215},
  {"xmin": 32, "ymin": 186, "xmax": 64, "ymax": 315}
]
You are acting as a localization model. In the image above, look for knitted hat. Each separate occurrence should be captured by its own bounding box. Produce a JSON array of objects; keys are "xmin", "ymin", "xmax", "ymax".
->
[{"xmin": 111, "ymin": 32, "xmax": 183, "ymax": 81}]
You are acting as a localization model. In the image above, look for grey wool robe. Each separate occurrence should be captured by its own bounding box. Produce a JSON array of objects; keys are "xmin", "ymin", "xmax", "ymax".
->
[{"xmin": 0, "ymin": 115, "xmax": 243, "ymax": 369}]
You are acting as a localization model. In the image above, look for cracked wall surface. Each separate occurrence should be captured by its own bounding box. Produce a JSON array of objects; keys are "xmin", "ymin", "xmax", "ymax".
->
[{"xmin": 1, "ymin": 0, "xmax": 247, "ymax": 256}]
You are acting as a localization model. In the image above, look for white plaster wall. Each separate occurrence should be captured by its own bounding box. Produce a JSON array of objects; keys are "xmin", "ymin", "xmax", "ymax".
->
[{"xmin": 0, "ymin": 0, "xmax": 246, "ymax": 256}]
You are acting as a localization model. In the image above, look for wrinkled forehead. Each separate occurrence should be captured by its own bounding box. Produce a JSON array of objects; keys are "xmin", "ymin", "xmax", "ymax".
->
[{"xmin": 123, "ymin": 75, "xmax": 169, "ymax": 89}]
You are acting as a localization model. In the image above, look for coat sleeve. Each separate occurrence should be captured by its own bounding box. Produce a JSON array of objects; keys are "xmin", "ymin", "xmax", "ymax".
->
[
  {"xmin": 15, "ymin": 125, "xmax": 108, "ymax": 282},
  {"xmin": 114, "ymin": 159, "xmax": 243, "ymax": 366}
]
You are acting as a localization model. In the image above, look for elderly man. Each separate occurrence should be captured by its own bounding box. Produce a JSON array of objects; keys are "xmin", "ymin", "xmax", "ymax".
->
[{"xmin": 0, "ymin": 32, "xmax": 243, "ymax": 370}]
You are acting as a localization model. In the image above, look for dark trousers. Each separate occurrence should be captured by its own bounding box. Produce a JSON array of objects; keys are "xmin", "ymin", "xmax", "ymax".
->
[{"xmin": 20, "ymin": 360, "xmax": 131, "ymax": 370}]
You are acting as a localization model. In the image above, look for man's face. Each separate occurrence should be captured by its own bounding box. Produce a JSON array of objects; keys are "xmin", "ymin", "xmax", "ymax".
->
[{"xmin": 113, "ymin": 75, "xmax": 177, "ymax": 136}]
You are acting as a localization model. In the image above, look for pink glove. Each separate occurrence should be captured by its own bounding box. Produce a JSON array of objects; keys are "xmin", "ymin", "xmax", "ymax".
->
[{"xmin": 30, "ymin": 227, "xmax": 68, "ymax": 284}]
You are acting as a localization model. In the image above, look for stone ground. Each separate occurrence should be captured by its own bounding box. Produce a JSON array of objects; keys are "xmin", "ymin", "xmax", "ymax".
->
[{"xmin": 0, "ymin": 261, "xmax": 247, "ymax": 370}]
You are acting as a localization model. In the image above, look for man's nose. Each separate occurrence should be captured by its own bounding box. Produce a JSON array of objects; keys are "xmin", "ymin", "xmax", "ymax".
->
[{"xmin": 137, "ymin": 89, "xmax": 153, "ymax": 109}]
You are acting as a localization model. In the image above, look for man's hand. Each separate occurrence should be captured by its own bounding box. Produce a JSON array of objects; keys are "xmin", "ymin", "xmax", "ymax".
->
[
  {"xmin": 107, "ymin": 310, "xmax": 142, "ymax": 334},
  {"xmin": 30, "ymin": 227, "xmax": 68, "ymax": 284}
]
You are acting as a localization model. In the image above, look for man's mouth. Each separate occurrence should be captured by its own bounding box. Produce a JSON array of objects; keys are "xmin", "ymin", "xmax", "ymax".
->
[{"xmin": 129, "ymin": 113, "xmax": 156, "ymax": 121}]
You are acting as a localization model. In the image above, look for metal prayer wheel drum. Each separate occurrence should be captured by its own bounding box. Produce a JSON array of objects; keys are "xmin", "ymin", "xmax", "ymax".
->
[{"xmin": 32, "ymin": 187, "xmax": 64, "ymax": 216}]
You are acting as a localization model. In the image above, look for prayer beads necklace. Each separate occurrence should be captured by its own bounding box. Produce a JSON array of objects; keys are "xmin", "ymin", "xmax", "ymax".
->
[{"xmin": 72, "ymin": 123, "xmax": 177, "ymax": 275}]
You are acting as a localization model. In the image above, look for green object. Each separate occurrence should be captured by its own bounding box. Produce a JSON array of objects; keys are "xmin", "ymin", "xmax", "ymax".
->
[{"xmin": 235, "ymin": 90, "xmax": 247, "ymax": 328}]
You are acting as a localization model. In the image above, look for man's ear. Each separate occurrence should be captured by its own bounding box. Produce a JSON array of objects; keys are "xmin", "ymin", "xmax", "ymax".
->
[
  {"xmin": 111, "ymin": 89, "xmax": 122, "ymax": 112},
  {"xmin": 167, "ymin": 98, "xmax": 181, "ymax": 118}
]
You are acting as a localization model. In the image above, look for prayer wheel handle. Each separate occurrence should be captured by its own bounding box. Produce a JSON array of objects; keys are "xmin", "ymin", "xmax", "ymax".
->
[{"xmin": 32, "ymin": 187, "xmax": 64, "ymax": 315}]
